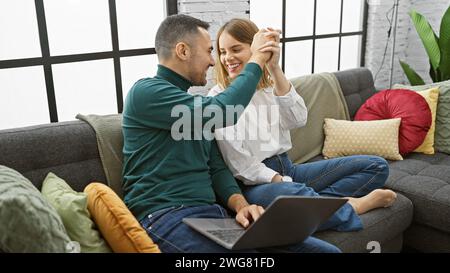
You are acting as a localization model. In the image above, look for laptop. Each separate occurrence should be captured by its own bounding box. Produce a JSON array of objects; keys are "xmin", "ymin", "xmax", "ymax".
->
[{"xmin": 182, "ymin": 195, "xmax": 347, "ymax": 250}]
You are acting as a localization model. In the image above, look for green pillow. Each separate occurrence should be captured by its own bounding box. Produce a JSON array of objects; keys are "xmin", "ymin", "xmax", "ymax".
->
[
  {"xmin": 0, "ymin": 165, "xmax": 71, "ymax": 252},
  {"xmin": 41, "ymin": 172, "xmax": 112, "ymax": 253},
  {"xmin": 394, "ymin": 80, "xmax": 450, "ymax": 154}
]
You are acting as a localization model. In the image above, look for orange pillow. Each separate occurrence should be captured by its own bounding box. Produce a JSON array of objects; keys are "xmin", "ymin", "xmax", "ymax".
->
[{"xmin": 84, "ymin": 183, "xmax": 160, "ymax": 253}]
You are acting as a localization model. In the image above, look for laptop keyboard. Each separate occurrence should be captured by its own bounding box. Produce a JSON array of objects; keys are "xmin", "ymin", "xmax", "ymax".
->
[{"xmin": 206, "ymin": 229, "xmax": 245, "ymax": 244}]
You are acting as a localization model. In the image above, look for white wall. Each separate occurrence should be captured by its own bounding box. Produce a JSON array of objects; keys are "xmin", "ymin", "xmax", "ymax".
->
[{"xmin": 365, "ymin": 0, "xmax": 450, "ymax": 89}]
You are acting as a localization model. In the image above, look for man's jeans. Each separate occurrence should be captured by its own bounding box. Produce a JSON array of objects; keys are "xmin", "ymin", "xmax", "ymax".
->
[
  {"xmin": 242, "ymin": 154, "xmax": 390, "ymax": 232},
  {"xmin": 140, "ymin": 204, "xmax": 341, "ymax": 253}
]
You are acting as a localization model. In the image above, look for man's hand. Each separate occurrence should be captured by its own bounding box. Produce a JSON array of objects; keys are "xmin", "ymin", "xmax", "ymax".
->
[
  {"xmin": 227, "ymin": 193, "xmax": 265, "ymax": 228},
  {"xmin": 236, "ymin": 204, "xmax": 265, "ymax": 228}
]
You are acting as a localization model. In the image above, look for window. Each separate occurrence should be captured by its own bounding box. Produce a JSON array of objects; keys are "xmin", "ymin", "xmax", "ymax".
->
[
  {"xmin": 120, "ymin": 54, "xmax": 159, "ymax": 101},
  {"xmin": 0, "ymin": 66, "xmax": 49, "ymax": 129},
  {"xmin": 116, "ymin": 0, "xmax": 165, "ymax": 50},
  {"xmin": 0, "ymin": 0, "xmax": 177, "ymax": 130},
  {"xmin": 44, "ymin": 0, "xmax": 112, "ymax": 56},
  {"xmin": 0, "ymin": 1, "xmax": 42, "ymax": 60},
  {"xmin": 52, "ymin": 59, "xmax": 117, "ymax": 121},
  {"xmin": 251, "ymin": 0, "xmax": 367, "ymax": 79}
]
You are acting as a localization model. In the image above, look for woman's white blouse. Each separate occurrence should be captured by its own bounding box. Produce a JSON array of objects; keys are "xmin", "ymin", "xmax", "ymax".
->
[{"xmin": 208, "ymin": 83, "xmax": 307, "ymax": 185}]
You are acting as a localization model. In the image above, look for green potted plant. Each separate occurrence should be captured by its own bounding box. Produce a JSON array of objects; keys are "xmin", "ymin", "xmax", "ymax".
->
[{"xmin": 400, "ymin": 5, "xmax": 450, "ymax": 85}]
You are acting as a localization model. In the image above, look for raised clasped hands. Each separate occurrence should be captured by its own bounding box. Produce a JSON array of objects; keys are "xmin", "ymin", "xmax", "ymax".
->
[{"xmin": 250, "ymin": 28, "xmax": 282, "ymax": 66}]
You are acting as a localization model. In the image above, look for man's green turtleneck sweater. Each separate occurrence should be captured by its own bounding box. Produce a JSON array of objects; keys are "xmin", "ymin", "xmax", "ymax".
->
[{"xmin": 122, "ymin": 63, "xmax": 262, "ymax": 221}]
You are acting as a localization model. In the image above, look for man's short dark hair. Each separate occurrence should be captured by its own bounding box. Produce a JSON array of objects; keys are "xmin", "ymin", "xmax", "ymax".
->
[{"xmin": 155, "ymin": 14, "xmax": 210, "ymax": 60}]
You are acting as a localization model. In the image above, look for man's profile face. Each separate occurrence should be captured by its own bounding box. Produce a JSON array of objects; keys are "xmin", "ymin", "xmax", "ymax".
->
[{"xmin": 187, "ymin": 27, "xmax": 215, "ymax": 86}]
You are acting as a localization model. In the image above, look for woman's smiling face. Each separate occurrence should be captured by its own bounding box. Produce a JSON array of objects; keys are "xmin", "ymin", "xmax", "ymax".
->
[{"xmin": 218, "ymin": 31, "xmax": 252, "ymax": 79}]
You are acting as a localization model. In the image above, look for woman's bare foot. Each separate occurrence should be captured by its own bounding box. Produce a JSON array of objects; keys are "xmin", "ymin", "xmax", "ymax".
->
[{"xmin": 346, "ymin": 189, "xmax": 397, "ymax": 215}]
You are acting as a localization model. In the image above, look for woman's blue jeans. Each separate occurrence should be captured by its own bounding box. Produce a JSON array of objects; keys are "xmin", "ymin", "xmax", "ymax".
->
[
  {"xmin": 242, "ymin": 154, "xmax": 390, "ymax": 232},
  {"xmin": 140, "ymin": 204, "xmax": 341, "ymax": 253}
]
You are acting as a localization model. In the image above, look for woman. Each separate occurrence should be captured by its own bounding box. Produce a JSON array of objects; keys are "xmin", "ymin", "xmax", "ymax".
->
[{"xmin": 209, "ymin": 18, "xmax": 397, "ymax": 232}]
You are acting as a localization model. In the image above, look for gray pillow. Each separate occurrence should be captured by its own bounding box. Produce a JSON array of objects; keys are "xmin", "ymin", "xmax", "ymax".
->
[
  {"xmin": 394, "ymin": 80, "xmax": 450, "ymax": 154},
  {"xmin": 0, "ymin": 165, "xmax": 72, "ymax": 252}
]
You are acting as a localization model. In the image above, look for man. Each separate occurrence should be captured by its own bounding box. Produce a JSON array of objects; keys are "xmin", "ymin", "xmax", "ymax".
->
[{"xmin": 122, "ymin": 14, "xmax": 340, "ymax": 253}]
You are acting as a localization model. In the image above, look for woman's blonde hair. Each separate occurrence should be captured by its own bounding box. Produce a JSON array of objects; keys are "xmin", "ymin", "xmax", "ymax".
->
[{"xmin": 214, "ymin": 18, "xmax": 272, "ymax": 90}]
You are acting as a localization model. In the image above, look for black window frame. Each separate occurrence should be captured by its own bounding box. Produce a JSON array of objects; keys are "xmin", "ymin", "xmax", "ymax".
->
[
  {"xmin": 279, "ymin": 0, "xmax": 368, "ymax": 74},
  {"xmin": 0, "ymin": 0, "xmax": 177, "ymax": 123}
]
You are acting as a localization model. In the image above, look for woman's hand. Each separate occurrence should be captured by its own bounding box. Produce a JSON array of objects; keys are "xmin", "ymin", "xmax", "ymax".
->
[
  {"xmin": 259, "ymin": 28, "xmax": 282, "ymax": 70},
  {"xmin": 259, "ymin": 28, "xmax": 291, "ymax": 96},
  {"xmin": 250, "ymin": 29, "xmax": 272, "ymax": 64},
  {"xmin": 271, "ymin": 173, "xmax": 283, "ymax": 183}
]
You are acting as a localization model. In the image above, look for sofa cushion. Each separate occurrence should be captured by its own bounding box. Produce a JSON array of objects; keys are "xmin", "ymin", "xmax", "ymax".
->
[
  {"xmin": 386, "ymin": 152, "xmax": 450, "ymax": 234},
  {"xmin": 355, "ymin": 89, "xmax": 432, "ymax": 155},
  {"xmin": 0, "ymin": 165, "xmax": 72, "ymax": 252},
  {"xmin": 84, "ymin": 182, "xmax": 160, "ymax": 253},
  {"xmin": 315, "ymin": 193, "xmax": 413, "ymax": 252},
  {"xmin": 333, "ymin": 68, "xmax": 377, "ymax": 119},
  {"xmin": 413, "ymin": 88, "xmax": 440, "ymax": 154},
  {"xmin": 41, "ymin": 172, "xmax": 112, "ymax": 253},
  {"xmin": 394, "ymin": 80, "xmax": 450, "ymax": 154},
  {"xmin": 322, "ymin": 118, "xmax": 403, "ymax": 160}
]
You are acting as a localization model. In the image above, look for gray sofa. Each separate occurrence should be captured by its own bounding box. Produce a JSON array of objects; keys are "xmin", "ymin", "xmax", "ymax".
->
[
  {"xmin": 0, "ymin": 68, "xmax": 448, "ymax": 253},
  {"xmin": 313, "ymin": 68, "xmax": 449, "ymax": 252}
]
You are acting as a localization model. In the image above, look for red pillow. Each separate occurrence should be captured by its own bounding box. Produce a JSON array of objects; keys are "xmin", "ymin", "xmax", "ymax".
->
[{"xmin": 354, "ymin": 89, "xmax": 431, "ymax": 155}]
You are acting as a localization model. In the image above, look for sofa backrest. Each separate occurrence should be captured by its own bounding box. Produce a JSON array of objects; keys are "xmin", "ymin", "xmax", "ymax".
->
[
  {"xmin": 333, "ymin": 67, "xmax": 377, "ymax": 119},
  {"xmin": 0, "ymin": 120, "xmax": 106, "ymax": 191}
]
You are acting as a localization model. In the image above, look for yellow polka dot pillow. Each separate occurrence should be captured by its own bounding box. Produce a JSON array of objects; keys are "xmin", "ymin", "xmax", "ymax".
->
[{"xmin": 322, "ymin": 118, "xmax": 403, "ymax": 160}]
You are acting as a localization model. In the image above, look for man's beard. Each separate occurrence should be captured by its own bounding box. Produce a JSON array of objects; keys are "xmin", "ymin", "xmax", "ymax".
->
[{"xmin": 191, "ymin": 71, "xmax": 208, "ymax": 86}]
